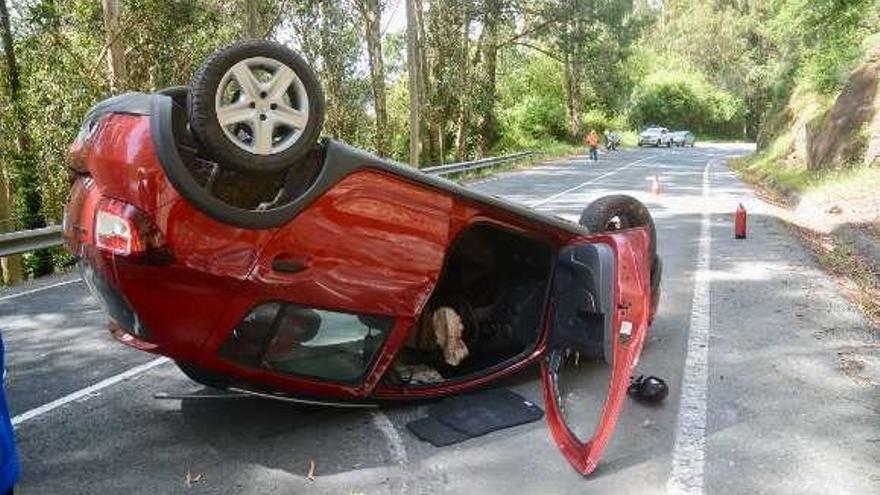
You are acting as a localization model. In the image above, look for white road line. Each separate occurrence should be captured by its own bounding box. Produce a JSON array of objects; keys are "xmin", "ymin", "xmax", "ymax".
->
[
  {"xmin": 12, "ymin": 357, "xmax": 170, "ymax": 428},
  {"xmin": 0, "ymin": 278, "xmax": 81, "ymax": 303},
  {"xmin": 370, "ymin": 410, "xmax": 408, "ymax": 465},
  {"xmin": 528, "ymin": 156, "xmax": 654, "ymax": 208},
  {"xmin": 667, "ymin": 160, "xmax": 713, "ymax": 495}
]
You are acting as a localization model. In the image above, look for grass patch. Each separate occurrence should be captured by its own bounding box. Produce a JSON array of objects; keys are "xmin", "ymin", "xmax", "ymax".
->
[
  {"xmin": 731, "ymin": 124, "xmax": 880, "ymax": 201},
  {"xmin": 733, "ymin": 149, "xmax": 880, "ymax": 201},
  {"xmin": 803, "ymin": 166, "xmax": 880, "ymax": 202}
]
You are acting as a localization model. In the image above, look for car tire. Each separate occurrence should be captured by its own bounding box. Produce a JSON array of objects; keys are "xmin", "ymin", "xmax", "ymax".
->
[
  {"xmin": 188, "ymin": 40, "xmax": 325, "ymax": 174},
  {"xmin": 579, "ymin": 194, "xmax": 656, "ymax": 257},
  {"xmin": 158, "ymin": 85, "xmax": 189, "ymax": 109},
  {"xmin": 580, "ymin": 195, "xmax": 662, "ymax": 323},
  {"xmin": 176, "ymin": 361, "xmax": 230, "ymax": 390}
]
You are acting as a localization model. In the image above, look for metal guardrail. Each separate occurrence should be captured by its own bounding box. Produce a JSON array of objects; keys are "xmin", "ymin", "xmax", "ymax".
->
[
  {"xmin": 0, "ymin": 152, "xmax": 540, "ymax": 257},
  {"xmin": 0, "ymin": 225, "xmax": 64, "ymax": 258},
  {"xmin": 422, "ymin": 151, "xmax": 539, "ymax": 176}
]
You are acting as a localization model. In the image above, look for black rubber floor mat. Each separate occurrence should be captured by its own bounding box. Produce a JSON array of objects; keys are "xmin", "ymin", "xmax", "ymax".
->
[
  {"xmin": 406, "ymin": 417, "xmax": 471, "ymax": 447},
  {"xmin": 406, "ymin": 389, "xmax": 544, "ymax": 446}
]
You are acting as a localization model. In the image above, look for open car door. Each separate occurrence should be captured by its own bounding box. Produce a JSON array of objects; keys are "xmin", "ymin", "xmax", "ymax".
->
[{"xmin": 541, "ymin": 229, "xmax": 653, "ymax": 475}]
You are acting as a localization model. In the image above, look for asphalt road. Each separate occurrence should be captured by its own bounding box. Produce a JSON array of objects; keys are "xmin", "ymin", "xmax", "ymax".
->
[{"xmin": 2, "ymin": 145, "xmax": 878, "ymax": 494}]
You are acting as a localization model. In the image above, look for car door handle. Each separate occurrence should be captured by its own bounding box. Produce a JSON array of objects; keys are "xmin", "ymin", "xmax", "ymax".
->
[{"xmin": 271, "ymin": 255, "xmax": 308, "ymax": 274}]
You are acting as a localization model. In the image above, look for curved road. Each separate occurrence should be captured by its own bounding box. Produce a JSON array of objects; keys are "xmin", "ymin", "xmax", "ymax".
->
[{"xmin": 2, "ymin": 145, "xmax": 877, "ymax": 494}]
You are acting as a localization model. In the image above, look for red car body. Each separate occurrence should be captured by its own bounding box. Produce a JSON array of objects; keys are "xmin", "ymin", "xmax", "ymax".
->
[{"xmin": 64, "ymin": 93, "xmax": 657, "ymax": 475}]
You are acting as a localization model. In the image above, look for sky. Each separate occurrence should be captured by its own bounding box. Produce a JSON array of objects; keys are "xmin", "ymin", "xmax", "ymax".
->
[{"xmin": 384, "ymin": 0, "xmax": 407, "ymax": 35}]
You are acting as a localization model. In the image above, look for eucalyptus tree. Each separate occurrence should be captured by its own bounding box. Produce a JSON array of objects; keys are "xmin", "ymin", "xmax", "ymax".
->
[
  {"xmin": 1, "ymin": 0, "xmax": 50, "ymax": 279},
  {"xmin": 354, "ymin": 0, "xmax": 390, "ymax": 156}
]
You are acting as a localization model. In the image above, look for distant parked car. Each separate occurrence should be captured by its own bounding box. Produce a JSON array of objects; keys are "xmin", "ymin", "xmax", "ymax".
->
[
  {"xmin": 670, "ymin": 131, "xmax": 696, "ymax": 147},
  {"xmin": 638, "ymin": 127, "xmax": 673, "ymax": 147}
]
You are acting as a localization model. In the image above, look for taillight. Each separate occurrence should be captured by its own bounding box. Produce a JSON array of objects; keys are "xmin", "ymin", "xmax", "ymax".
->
[{"xmin": 94, "ymin": 198, "xmax": 171, "ymax": 264}]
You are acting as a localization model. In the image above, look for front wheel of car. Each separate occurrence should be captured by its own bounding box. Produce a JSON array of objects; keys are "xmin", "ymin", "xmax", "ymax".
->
[{"xmin": 176, "ymin": 361, "xmax": 230, "ymax": 390}]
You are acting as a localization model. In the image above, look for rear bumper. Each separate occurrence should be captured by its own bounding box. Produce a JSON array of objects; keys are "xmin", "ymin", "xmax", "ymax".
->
[{"xmin": 78, "ymin": 251, "xmax": 158, "ymax": 351}]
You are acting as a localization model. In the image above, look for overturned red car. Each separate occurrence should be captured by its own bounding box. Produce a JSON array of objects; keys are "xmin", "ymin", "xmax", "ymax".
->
[{"xmin": 64, "ymin": 41, "xmax": 662, "ymax": 476}]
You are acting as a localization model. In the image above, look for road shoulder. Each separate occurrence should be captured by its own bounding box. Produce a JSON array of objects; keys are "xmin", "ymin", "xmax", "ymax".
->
[{"xmin": 706, "ymin": 163, "xmax": 879, "ymax": 494}]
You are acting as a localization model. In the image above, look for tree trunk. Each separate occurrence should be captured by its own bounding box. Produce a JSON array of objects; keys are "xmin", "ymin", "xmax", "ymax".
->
[
  {"xmin": 355, "ymin": 0, "xmax": 390, "ymax": 156},
  {"xmin": 414, "ymin": 0, "xmax": 439, "ymax": 164},
  {"xmin": 475, "ymin": 0, "xmax": 500, "ymax": 158},
  {"xmin": 563, "ymin": 51, "xmax": 582, "ymax": 138},
  {"xmin": 245, "ymin": 0, "xmax": 260, "ymax": 38},
  {"xmin": 0, "ymin": 164, "xmax": 22, "ymax": 284},
  {"xmin": 454, "ymin": 6, "xmax": 472, "ymax": 161},
  {"xmin": 1, "ymin": 0, "xmax": 49, "ymax": 279},
  {"xmin": 560, "ymin": 17, "xmax": 583, "ymax": 139},
  {"xmin": 101, "ymin": 0, "xmax": 128, "ymax": 92},
  {"xmin": 405, "ymin": 0, "xmax": 422, "ymax": 166}
]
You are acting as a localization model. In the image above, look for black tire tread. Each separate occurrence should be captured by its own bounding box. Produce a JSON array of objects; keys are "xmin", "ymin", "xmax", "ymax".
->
[
  {"xmin": 578, "ymin": 194, "xmax": 657, "ymax": 255},
  {"xmin": 580, "ymin": 195, "xmax": 662, "ymax": 320},
  {"xmin": 650, "ymin": 253, "xmax": 662, "ymax": 318}
]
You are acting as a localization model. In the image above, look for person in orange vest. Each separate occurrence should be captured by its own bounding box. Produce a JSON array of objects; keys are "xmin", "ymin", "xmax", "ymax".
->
[{"xmin": 586, "ymin": 129, "xmax": 600, "ymax": 162}]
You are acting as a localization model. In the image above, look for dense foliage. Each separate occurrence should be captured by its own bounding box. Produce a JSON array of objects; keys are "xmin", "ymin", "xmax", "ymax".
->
[
  {"xmin": 628, "ymin": 70, "xmax": 744, "ymax": 136},
  {"xmin": 0, "ymin": 0, "xmax": 877, "ymax": 281}
]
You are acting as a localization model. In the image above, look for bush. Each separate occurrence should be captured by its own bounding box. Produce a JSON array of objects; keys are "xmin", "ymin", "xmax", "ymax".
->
[
  {"xmin": 496, "ymin": 49, "xmax": 569, "ymax": 152},
  {"xmin": 579, "ymin": 110, "xmax": 609, "ymax": 135},
  {"xmin": 628, "ymin": 71, "xmax": 746, "ymax": 138}
]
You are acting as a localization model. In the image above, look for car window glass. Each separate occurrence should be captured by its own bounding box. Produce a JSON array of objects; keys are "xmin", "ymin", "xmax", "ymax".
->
[{"xmin": 220, "ymin": 303, "xmax": 393, "ymax": 383}]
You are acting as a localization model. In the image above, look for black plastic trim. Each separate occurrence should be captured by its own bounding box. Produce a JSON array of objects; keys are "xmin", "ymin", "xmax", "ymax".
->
[
  {"xmin": 550, "ymin": 243, "xmax": 615, "ymax": 363},
  {"xmin": 144, "ymin": 92, "xmax": 590, "ymax": 233},
  {"xmin": 85, "ymin": 92, "xmax": 154, "ymax": 121}
]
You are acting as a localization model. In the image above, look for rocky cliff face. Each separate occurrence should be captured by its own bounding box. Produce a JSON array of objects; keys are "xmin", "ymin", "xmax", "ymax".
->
[
  {"xmin": 865, "ymin": 58, "xmax": 880, "ymax": 166},
  {"xmin": 807, "ymin": 57, "xmax": 878, "ymax": 169},
  {"xmin": 786, "ymin": 43, "xmax": 880, "ymax": 170}
]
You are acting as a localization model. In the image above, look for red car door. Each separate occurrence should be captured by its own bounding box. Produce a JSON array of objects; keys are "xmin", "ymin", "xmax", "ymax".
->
[{"xmin": 541, "ymin": 229, "xmax": 653, "ymax": 475}]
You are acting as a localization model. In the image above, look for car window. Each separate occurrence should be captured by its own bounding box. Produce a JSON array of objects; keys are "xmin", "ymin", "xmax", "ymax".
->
[{"xmin": 220, "ymin": 303, "xmax": 393, "ymax": 383}]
